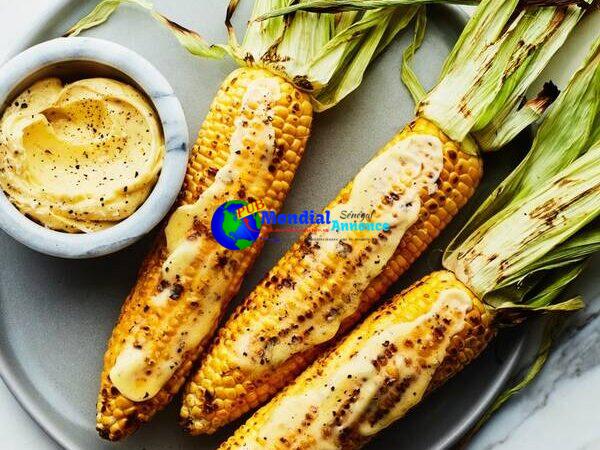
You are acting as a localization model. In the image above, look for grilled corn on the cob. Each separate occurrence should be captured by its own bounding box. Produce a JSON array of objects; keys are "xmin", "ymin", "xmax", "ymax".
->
[
  {"xmin": 219, "ymin": 271, "xmax": 494, "ymax": 450},
  {"xmin": 96, "ymin": 67, "xmax": 312, "ymax": 440},
  {"xmin": 180, "ymin": 118, "xmax": 482, "ymax": 434}
]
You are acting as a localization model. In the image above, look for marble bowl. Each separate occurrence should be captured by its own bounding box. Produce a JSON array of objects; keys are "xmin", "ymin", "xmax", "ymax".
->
[{"xmin": 0, "ymin": 37, "xmax": 188, "ymax": 258}]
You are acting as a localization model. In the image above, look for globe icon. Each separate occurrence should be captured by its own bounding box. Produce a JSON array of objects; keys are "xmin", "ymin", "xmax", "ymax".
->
[{"xmin": 211, "ymin": 200, "xmax": 262, "ymax": 250}]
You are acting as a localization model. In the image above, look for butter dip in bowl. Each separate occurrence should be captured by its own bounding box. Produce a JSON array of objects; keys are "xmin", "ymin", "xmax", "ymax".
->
[{"xmin": 0, "ymin": 37, "xmax": 188, "ymax": 258}]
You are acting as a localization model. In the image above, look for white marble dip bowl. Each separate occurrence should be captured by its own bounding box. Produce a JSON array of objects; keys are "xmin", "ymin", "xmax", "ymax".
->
[{"xmin": 0, "ymin": 37, "xmax": 189, "ymax": 258}]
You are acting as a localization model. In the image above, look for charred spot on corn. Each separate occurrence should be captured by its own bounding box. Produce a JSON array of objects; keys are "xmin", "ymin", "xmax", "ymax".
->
[{"xmin": 293, "ymin": 75, "xmax": 314, "ymax": 92}]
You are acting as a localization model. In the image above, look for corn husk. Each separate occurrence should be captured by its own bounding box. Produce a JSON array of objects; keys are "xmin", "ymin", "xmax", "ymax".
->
[
  {"xmin": 443, "ymin": 37, "xmax": 600, "ymax": 308},
  {"xmin": 445, "ymin": 143, "xmax": 600, "ymax": 300},
  {"xmin": 473, "ymin": 82, "xmax": 559, "ymax": 152},
  {"xmin": 66, "ymin": 0, "xmax": 422, "ymax": 110},
  {"xmin": 255, "ymin": 0, "xmax": 477, "ymax": 18},
  {"xmin": 65, "ymin": 0, "xmax": 230, "ymax": 58},
  {"xmin": 419, "ymin": 1, "xmax": 587, "ymax": 142},
  {"xmin": 400, "ymin": 6, "xmax": 427, "ymax": 103},
  {"xmin": 446, "ymin": 36, "xmax": 600, "ymax": 253}
]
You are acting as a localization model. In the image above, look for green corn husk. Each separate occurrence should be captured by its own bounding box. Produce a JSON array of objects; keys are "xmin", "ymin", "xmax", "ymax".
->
[
  {"xmin": 443, "ymin": 36, "xmax": 600, "ymax": 308},
  {"xmin": 400, "ymin": 6, "xmax": 427, "ymax": 103},
  {"xmin": 419, "ymin": 1, "xmax": 587, "ymax": 143},
  {"xmin": 446, "ymin": 36, "xmax": 600, "ymax": 259},
  {"xmin": 445, "ymin": 142, "xmax": 600, "ymax": 300},
  {"xmin": 66, "ymin": 0, "xmax": 423, "ymax": 110},
  {"xmin": 256, "ymin": 0, "xmax": 477, "ymax": 18},
  {"xmin": 65, "ymin": 0, "xmax": 230, "ymax": 58},
  {"xmin": 472, "ymin": 82, "xmax": 559, "ymax": 152},
  {"xmin": 485, "ymin": 228, "xmax": 600, "ymax": 311},
  {"xmin": 306, "ymin": 7, "xmax": 420, "ymax": 109},
  {"xmin": 255, "ymin": 0, "xmax": 585, "ymax": 17}
]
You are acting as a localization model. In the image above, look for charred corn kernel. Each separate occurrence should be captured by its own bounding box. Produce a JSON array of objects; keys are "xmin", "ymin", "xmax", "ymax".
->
[
  {"xmin": 220, "ymin": 271, "xmax": 494, "ymax": 450},
  {"xmin": 181, "ymin": 118, "xmax": 483, "ymax": 434},
  {"xmin": 96, "ymin": 67, "xmax": 312, "ymax": 441}
]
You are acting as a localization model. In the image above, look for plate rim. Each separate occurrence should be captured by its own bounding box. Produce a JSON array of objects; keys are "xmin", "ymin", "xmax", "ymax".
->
[{"xmin": 0, "ymin": 2, "xmax": 528, "ymax": 450}]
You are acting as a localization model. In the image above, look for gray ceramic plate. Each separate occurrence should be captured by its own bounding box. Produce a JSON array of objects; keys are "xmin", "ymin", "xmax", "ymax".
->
[{"xmin": 0, "ymin": 1, "xmax": 529, "ymax": 449}]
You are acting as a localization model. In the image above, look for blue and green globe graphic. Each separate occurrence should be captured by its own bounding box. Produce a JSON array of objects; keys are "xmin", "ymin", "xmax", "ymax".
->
[{"xmin": 211, "ymin": 200, "xmax": 262, "ymax": 250}]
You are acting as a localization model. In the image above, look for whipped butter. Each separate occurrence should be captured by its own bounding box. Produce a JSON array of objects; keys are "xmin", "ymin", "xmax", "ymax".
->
[{"xmin": 0, "ymin": 77, "xmax": 163, "ymax": 232}]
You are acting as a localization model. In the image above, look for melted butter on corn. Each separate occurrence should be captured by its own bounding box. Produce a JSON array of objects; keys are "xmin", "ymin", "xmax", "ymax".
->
[
  {"xmin": 232, "ymin": 134, "xmax": 444, "ymax": 370},
  {"xmin": 236, "ymin": 288, "xmax": 472, "ymax": 449},
  {"xmin": 110, "ymin": 78, "xmax": 281, "ymax": 402}
]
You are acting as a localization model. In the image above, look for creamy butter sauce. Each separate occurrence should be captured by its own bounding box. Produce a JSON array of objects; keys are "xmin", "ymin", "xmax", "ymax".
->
[
  {"xmin": 110, "ymin": 78, "xmax": 281, "ymax": 402},
  {"xmin": 231, "ymin": 135, "xmax": 444, "ymax": 370},
  {"xmin": 0, "ymin": 77, "xmax": 163, "ymax": 232},
  {"xmin": 238, "ymin": 288, "xmax": 472, "ymax": 449}
]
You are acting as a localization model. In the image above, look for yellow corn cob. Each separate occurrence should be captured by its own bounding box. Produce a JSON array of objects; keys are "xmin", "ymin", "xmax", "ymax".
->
[
  {"xmin": 96, "ymin": 67, "xmax": 312, "ymax": 441},
  {"xmin": 181, "ymin": 118, "xmax": 483, "ymax": 434},
  {"xmin": 220, "ymin": 270, "xmax": 495, "ymax": 450}
]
